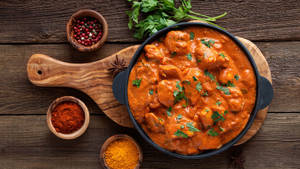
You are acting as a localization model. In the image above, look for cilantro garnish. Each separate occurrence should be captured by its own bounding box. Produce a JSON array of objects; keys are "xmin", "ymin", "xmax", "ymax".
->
[
  {"xmin": 196, "ymin": 82, "xmax": 202, "ymax": 92},
  {"xmin": 187, "ymin": 122, "xmax": 200, "ymax": 132},
  {"xmin": 132, "ymin": 79, "xmax": 142, "ymax": 87},
  {"xmin": 208, "ymin": 128, "xmax": 219, "ymax": 136},
  {"xmin": 174, "ymin": 129, "xmax": 188, "ymax": 138}
]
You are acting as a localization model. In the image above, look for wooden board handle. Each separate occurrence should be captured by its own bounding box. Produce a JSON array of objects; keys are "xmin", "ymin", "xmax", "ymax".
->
[{"xmin": 27, "ymin": 54, "xmax": 100, "ymax": 89}]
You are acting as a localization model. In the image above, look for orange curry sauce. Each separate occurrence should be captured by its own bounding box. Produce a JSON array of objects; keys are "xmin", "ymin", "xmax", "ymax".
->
[{"xmin": 128, "ymin": 27, "xmax": 256, "ymax": 155}]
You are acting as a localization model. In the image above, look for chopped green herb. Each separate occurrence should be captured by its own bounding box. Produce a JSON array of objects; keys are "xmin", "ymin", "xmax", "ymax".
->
[
  {"xmin": 224, "ymin": 110, "xmax": 229, "ymax": 115},
  {"xmin": 197, "ymin": 59, "xmax": 201, "ymax": 63},
  {"xmin": 219, "ymin": 53, "xmax": 226, "ymax": 58},
  {"xmin": 186, "ymin": 53, "xmax": 192, "ymax": 60},
  {"xmin": 176, "ymin": 81, "xmax": 183, "ymax": 92},
  {"xmin": 193, "ymin": 76, "xmax": 198, "ymax": 81},
  {"xmin": 205, "ymin": 109, "xmax": 210, "ymax": 112},
  {"xmin": 180, "ymin": 125, "xmax": 185, "ymax": 129},
  {"xmin": 166, "ymin": 107, "xmax": 172, "ymax": 116},
  {"xmin": 196, "ymin": 82, "xmax": 202, "ymax": 92},
  {"xmin": 183, "ymin": 80, "xmax": 191, "ymax": 85},
  {"xmin": 204, "ymin": 70, "xmax": 215, "ymax": 81},
  {"xmin": 182, "ymin": 104, "xmax": 187, "ymax": 108},
  {"xmin": 187, "ymin": 122, "xmax": 200, "ymax": 132},
  {"xmin": 132, "ymin": 79, "xmax": 142, "ymax": 87},
  {"xmin": 202, "ymin": 91, "xmax": 208, "ymax": 96},
  {"xmin": 201, "ymin": 39, "xmax": 215, "ymax": 48},
  {"xmin": 211, "ymin": 111, "xmax": 225, "ymax": 122},
  {"xmin": 149, "ymin": 89, "xmax": 154, "ymax": 95},
  {"xmin": 225, "ymin": 81, "xmax": 235, "ymax": 87},
  {"xmin": 219, "ymin": 126, "xmax": 224, "ymax": 132},
  {"xmin": 174, "ymin": 129, "xmax": 188, "ymax": 138},
  {"xmin": 190, "ymin": 32, "xmax": 195, "ymax": 40},
  {"xmin": 234, "ymin": 74, "xmax": 240, "ymax": 81},
  {"xmin": 158, "ymin": 118, "xmax": 163, "ymax": 122},
  {"xmin": 216, "ymin": 101, "xmax": 222, "ymax": 106},
  {"xmin": 208, "ymin": 128, "xmax": 219, "ymax": 136},
  {"xmin": 171, "ymin": 51, "xmax": 177, "ymax": 57},
  {"xmin": 177, "ymin": 114, "xmax": 183, "ymax": 120},
  {"xmin": 216, "ymin": 83, "xmax": 231, "ymax": 95},
  {"xmin": 174, "ymin": 90, "xmax": 185, "ymax": 103}
]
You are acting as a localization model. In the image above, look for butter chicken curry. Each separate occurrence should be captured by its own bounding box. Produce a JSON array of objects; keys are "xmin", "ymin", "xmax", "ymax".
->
[{"xmin": 128, "ymin": 27, "xmax": 256, "ymax": 155}]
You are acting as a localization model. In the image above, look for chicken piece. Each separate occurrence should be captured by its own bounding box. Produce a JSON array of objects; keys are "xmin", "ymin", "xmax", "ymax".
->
[
  {"xmin": 136, "ymin": 64, "xmax": 159, "ymax": 84},
  {"xmin": 144, "ymin": 44, "xmax": 164, "ymax": 61},
  {"xmin": 228, "ymin": 98, "xmax": 244, "ymax": 112},
  {"xmin": 194, "ymin": 107, "xmax": 214, "ymax": 129},
  {"xmin": 149, "ymin": 96, "xmax": 161, "ymax": 109},
  {"xmin": 241, "ymin": 69, "xmax": 256, "ymax": 86},
  {"xmin": 218, "ymin": 68, "xmax": 235, "ymax": 84},
  {"xmin": 145, "ymin": 113, "xmax": 165, "ymax": 133},
  {"xmin": 159, "ymin": 65, "xmax": 182, "ymax": 80},
  {"xmin": 198, "ymin": 132, "xmax": 222, "ymax": 150},
  {"xmin": 164, "ymin": 31, "xmax": 189, "ymax": 55},
  {"xmin": 195, "ymin": 42, "xmax": 229, "ymax": 69},
  {"xmin": 182, "ymin": 68, "xmax": 204, "ymax": 105},
  {"xmin": 157, "ymin": 80, "xmax": 177, "ymax": 107}
]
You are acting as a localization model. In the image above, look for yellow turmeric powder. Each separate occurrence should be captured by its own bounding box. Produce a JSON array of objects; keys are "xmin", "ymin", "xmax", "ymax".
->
[{"xmin": 104, "ymin": 138, "xmax": 139, "ymax": 169}]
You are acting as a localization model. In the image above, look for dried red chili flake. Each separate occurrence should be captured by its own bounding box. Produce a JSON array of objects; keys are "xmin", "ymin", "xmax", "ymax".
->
[{"xmin": 72, "ymin": 16, "xmax": 103, "ymax": 46}]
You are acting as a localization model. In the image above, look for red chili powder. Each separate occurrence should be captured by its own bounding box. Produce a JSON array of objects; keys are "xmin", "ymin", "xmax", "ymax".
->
[{"xmin": 51, "ymin": 101, "xmax": 85, "ymax": 134}]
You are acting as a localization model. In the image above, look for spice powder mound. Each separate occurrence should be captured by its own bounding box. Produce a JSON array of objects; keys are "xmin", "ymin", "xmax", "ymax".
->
[
  {"xmin": 51, "ymin": 101, "xmax": 85, "ymax": 134},
  {"xmin": 104, "ymin": 139, "xmax": 139, "ymax": 169}
]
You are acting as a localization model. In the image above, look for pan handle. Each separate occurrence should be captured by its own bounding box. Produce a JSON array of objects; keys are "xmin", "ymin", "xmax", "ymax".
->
[
  {"xmin": 258, "ymin": 76, "xmax": 273, "ymax": 109},
  {"xmin": 112, "ymin": 70, "xmax": 128, "ymax": 105}
]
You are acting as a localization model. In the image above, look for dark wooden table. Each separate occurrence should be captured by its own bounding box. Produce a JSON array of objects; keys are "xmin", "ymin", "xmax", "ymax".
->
[{"xmin": 0, "ymin": 0, "xmax": 299, "ymax": 169}]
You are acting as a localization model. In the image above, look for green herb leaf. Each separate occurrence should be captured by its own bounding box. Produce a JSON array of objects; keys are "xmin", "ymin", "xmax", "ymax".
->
[
  {"xmin": 225, "ymin": 81, "xmax": 235, "ymax": 87},
  {"xmin": 234, "ymin": 74, "xmax": 240, "ymax": 81},
  {"xmin": 187, "ymin": 122, "xmax": 200, "ymax": 132},
  {"xmin": 202, "ymin": 91, "xmax": 208, "ymax": 96},
  {"xmin": 177, "ymin": 114, "xmax": 182, "ymax": 120},
  {"xmin": 208, "ymin": 128, "xmax": 219, "ymax": 136},
  {"xmin": 224, "ymin": 110, "xmax": 228, "ymax": 115},
  {"xmin": 141, "ymin": 0, "xmax": 158, "ymax": 13},
  {"xmin": 211, "ymin": 111, "xmax": 225, "ymax": 122},
  {"xmin": 197, "ymin": 59, "xmax": 201, "ymax": 63},
  {"xmin": 174, "ymin": 129, "xmax": 188, "ymax": 138},
  {"xmin": 180, "ymin": 125, "xmax": 185, "ymax": 129},
  {"xmin": 204, "ymin": 70, "xmax": 215, "ymax": 81},
  {"xmin": 193, "ymin": 76, "xmax": 198, "ymax": 81},
  {"xmin": 219, "ymin": 126, "xmax": 224, "ymax": 132},
  {"xmin": 216, "ymin": 83, "xmax": 231, "ymax": 95},
  {"xmin": 190, "ymin": 32, "xmax": 194, "ymax": 40},
  {"xmin": 176, "ymin": 81, "xmax": 183, "ymax": 92},
  {"xmin": 201, "ymin": 39, "xmax": 215, "ymax": 48},
  {"xmin": 186, "ymin": 53, "xmax": 192, "ymax": 60},
  {"xmin": 127, "ymin": 0, "xmax": 227, "ymax": 39},
  {"xmin": 216, "ymin": 101, "xmax": 221, "ymax": 106},
  {"xmin": 219, "ymin": 53, "xmax": 226, "ymax": 58},
  {"xmin": 183, "ymin": 80, "xmax": 191, "ymax": 85},
  {"xmin": 149, "ymin": 89, "xmax": 154, "ymax": 95},
  {"xmin": 182, "ymin": 104, "xmax": 187, "ymax": 108},
  {"xmin": 132, "ymin": 79, "xmax": 142, "ymax": 87},
  {"xmin": 196, "ymin": 82, "xmax": 202, "ymax": 92},
  {"xmin": 166, "ymin": 107, "xmax": 172, "ymax": 116}
]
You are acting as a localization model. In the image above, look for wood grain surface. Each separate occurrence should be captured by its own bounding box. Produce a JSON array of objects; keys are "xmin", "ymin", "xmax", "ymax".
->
[
  {"xmin": 0, "ymin": 0, "xmax": 300, "ymax": 43},
  {"xmin": 1, "ymin": 1, "xmax": 300, "ymax": 168},
  {"xmin": 0, "ymin": 114, "xmax": 298, "ymax": 169}
]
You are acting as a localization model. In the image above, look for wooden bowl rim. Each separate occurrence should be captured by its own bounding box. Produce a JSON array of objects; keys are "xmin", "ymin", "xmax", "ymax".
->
[
  {"xmin": 66, "ymin": 9, "xmax": 108, "ymax": 52},
  {"xmin": 99, "ymin": 134, "xmax": 143, "ymax": 169},
  {"xmin": 46, "ymin": 96, "xmax": 90, "ymax": 140}
]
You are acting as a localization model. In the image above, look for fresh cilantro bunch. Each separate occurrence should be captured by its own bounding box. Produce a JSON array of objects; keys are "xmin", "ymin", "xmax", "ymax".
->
[{"xmin": 126, "ymin": 0, "xmax": 227, "ymax": 39}]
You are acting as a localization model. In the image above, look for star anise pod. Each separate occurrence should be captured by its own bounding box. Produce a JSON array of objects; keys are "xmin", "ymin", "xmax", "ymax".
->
[
  {"xmin": 108, "ymin": 55, "xmax": 127, "ymax": 77},
  {"xmin": 228, "ymin": 146, "xmax": 245, "ymax": 169}
]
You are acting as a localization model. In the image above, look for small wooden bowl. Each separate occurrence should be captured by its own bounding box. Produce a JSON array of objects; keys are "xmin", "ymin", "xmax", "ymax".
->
[
  {"xmin": 46, "ymin": 96, "xmax": 90, "ymax": 140},
  {"xmin": 66, "ymin": 9, "xmax": 108, "ymax": 52},
  {"xmin": 100, "ymin": 134, "xmax": 143, "ymax": 169}
]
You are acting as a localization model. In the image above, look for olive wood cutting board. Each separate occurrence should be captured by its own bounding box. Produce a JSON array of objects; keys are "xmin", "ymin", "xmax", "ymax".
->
[{"xmin": 27, "ymin": 28, "xmax": 271, "ymax": 146}]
